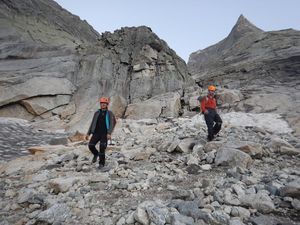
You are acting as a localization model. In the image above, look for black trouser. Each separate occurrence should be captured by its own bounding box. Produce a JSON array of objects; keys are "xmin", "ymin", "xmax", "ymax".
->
[
  {"xmin": 204, "ymin": 109, "xmax": 222, "ymax": 141},
  {"xmin": 88, "ymin": 134, "xmax": 107, "ymax": 165}
]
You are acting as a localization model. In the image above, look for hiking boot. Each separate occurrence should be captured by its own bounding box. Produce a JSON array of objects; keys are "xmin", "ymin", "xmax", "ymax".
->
[
  {"xmin": 98, "ymin": 163, "xmax": 105, "ymax": 169},
  {"xmin": 207, "ymin": 135, "xmax": 214, "ymax": 142},
  {"xmin": 92, "ymin": 154, "xmax": 98, "ymax": 163}
]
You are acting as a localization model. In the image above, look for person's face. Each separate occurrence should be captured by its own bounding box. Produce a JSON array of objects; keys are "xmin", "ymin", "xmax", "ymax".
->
[
  {"xmin": 100, "ymin": 102, "xmax": 108, "ymax": 109},
  {"xmin": 208, "ymin": 90, "xmax": 215, "ymax": 96}
]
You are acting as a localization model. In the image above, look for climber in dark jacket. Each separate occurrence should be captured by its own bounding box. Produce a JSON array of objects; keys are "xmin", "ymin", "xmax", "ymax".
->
[
  {"xmin": 200, "ymin": 85, "xmax": 222, "ymax": 141},
  {"xmin": 85, "ymin": 97, "xmax": 116, "ymax": 168}
]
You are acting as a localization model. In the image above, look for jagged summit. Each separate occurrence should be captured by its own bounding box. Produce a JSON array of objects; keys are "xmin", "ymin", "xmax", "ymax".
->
[
  {"xmin": 187, "ymin": 15, "xmax": 264, "ymax": 70},
  {"xmin": 223, "ymin": 14, "xmax": 264, "ymax": 47},
  {"xmin": 235, "ymin": 15, "xmax": 263, "ymax": 32}
]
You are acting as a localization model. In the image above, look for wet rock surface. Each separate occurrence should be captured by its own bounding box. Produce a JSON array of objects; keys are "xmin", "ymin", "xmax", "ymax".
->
[{"xmin": 0, "ymin": 118, "xmax": 68, "ymax": 160}]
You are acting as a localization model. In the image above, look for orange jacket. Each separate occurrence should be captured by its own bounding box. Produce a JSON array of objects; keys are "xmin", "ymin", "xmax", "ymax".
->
[{"xmin": 201, "ymin": 96, "xmax": 217, "ymax": 113}]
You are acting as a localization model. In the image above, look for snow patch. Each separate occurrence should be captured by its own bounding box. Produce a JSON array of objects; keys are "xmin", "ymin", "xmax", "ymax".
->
[
  {"xmin": 222, "ymin": 112, "xmax": 292, "ymax": 134},
  {"xmin": 188, "ymin": 112, "xmax": 292, "ymax": 134}
]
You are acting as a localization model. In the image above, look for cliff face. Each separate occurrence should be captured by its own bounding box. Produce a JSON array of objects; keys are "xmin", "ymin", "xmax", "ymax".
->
[
  {"xmin": 188, "ymin": 15, "xmax": 300, "ymax": 135},
  {"xmin": 0, "ymin": 0, "xmax": 100, "ymax": 47},
  {"xmin": 0, "ymin": 0, "xmax": 195, "ymax": 132}
]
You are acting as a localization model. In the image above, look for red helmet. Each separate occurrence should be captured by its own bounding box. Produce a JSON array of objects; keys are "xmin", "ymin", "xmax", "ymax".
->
[
  {"xmin": 208, "ymin": 85, "xmax": 216, "ymax": 91},
  {"xmin": 99, "ymin": 97, "xmax": 109, "ymax": 104}
]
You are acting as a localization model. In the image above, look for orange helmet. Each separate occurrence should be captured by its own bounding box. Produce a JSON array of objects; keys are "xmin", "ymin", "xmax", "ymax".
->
[
  {"xmin": 99, "ymin": 97, "xmax": 109, "ymax": 104},
  {"xmin": 208, "ymin": 85, "xmax": 216, "ymax": 91}
]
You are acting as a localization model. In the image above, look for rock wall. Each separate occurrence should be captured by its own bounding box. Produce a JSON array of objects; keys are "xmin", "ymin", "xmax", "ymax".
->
[{"xmin": 0, "ymin": 0, "xmax": 195, "ymax": 133}]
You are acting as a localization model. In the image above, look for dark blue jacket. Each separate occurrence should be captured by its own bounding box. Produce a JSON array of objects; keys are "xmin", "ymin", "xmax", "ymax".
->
[{"xmin": 87, "ymin": 110, "xmax": 116, "ymax": 135}]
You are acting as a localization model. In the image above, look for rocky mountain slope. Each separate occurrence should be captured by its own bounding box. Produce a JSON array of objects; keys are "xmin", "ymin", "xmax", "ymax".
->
[
  {"xmin": 1, "ymin": 115, "xmax": 299, "ymax": 225},
  {"xmin": 1, "ymin": 3, "xmax": 300, "ymax": 225},
  {"xmin": 188, "ymin": 15, "xmax": 300, "ymax": 136},
  {"xmin": 0, "ymin": 0, "xmax": 195, "ymax": 133}
]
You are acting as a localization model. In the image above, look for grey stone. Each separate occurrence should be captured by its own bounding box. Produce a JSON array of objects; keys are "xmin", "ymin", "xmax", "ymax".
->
[
  {"xmin": 125, "ymin": 92, "xmax": 182, "ymax": 120},
  {"xmin": 230, "ymin": 206, "xmax": 250, "ymax": 219},
  {"xmin": 229, "ymin": 218, "xmax": 246, "ymax": 225},
  {"xmin": 215, "ymin": 148, "xmax": 253, "ymax": 168},
  {"xmin": 49, "ymin": 137, "xmax": 69, "ymax": 145},
  {"xmin": 21, "ymin": 95, "xmax": 71, "ymax": 116},
  {"xmin": 240, "ymin": 192, "xmax": 275, "ymax": 213},
  {"xmin": 249, "ymin": 215, "xmax": 295, "ymax": 225},
  {"xmin": 291, "ymin": 198, "xmax": 300, "ymax": 210},
  {"xmin": 224, "ymin": 189, "xmax": 241, "ymax": 206},
  {"xmin": 146, "ymin": 206, "xmax": 169, "ymax": 225},
  {"xmin": 48, "ymin": 177, "xmax": 80, "ymax": 193},
  {"xmin": 0, "ymin": 77, "xmax": 76, "ymax": 107},
  {"xmin": 176, "ymin": 138, "xmax": 196, "ymax": 153},
  {"xmin": 17, "ymin": 188, "xmax": 45, "ymax": 205},
  {"xmin": 279, "ymin": 179, "xmax": 300, "ymax": 198},
  {"xmin": 37, "ymin": 203, "xmax": 71, "ymax": 224},
  {"xmin": 186, "ymin": 164, "xmax": 201, "ymax": 175},
  {"xmin": 211, "ymin": 210, "xmax": 230, "ymax": 224},
  {"xmin": 134, "ymin": 201, "xmax": 169, "ymax": 225},
  {"xmin": 170, "ymin": 213, "xmax": 194, "ymax": 225}
]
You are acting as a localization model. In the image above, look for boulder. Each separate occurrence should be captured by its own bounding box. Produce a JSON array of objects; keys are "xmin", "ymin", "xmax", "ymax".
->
[
  {"xmin": 215, "ymin": 148, "xmax": 253, "ymax": 168},
  {"xmin": 48, "ymin": 177, "xmax": 81, "ymax": 193},
  {"xmin": 134, "ymin": 201, "xmax": 169, "ymax": 225},
  {"xmin": 279, "ymin": 179, "xmax": 300, "ymax": 198},
  {"xmin": 109, "ymin": 95, "xmax": 127, "ymax": 118},
  {"xmin": 20, "ymin": 95, "xmax": 71, "ymax": 116},
  {"xmin": 37, "ymin": 203, "xmax": 71, "ymax": 224},
  {"xmin": 0, "ymin": 103, "xmax": 35, "ymax": 121},
  {"xmin": 240, "ymin": 192, "xmax": 275, "ymax": 213},
  {"xmin": 216, "ymin": 88, "xmax": 242, "ymax": 108},
  {"xmin": 0, "ymin": 77, "xmax": 76, "ymax": 107},
  {"xmin": 125, "ymin": 92, "xmax": 182, "ymax": 119}
]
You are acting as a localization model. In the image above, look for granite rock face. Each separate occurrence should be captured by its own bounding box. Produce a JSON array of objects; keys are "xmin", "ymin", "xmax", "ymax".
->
[
  {"xmin": 0, "ymin": 0, "xmax": 195, "ymax": 133},
  {"xmin": 188, "ymin": 15, "xmax": 300, "ymax": 135}
]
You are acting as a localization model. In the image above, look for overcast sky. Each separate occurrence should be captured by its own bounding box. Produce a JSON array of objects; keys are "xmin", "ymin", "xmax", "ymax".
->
[{"xmin": 54, "ymin": 0, "xmax": 300, "ymax": 62}]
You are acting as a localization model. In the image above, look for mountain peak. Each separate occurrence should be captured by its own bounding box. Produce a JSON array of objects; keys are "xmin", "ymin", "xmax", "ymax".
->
[{"xmin": 232, "ymin": 14, "xmax": 263, "ymax": 34}]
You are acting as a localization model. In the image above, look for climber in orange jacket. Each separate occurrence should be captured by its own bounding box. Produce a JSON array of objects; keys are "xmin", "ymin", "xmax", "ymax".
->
[{"xmin": 200, "ymin": 85, "xmax": 222, "ymax": 141}]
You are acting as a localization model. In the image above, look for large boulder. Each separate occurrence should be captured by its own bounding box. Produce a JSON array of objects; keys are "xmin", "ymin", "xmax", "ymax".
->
[
  {"xmin": 125, "ymin": 92, "xmax": 182, "ymax": 119},
  {"xmin": 215, "ymin": 148, "xmax": 253, "ymax": 168},
  {"xmin": 0, "ymin": 77, "xmax": 75, "ymax": 107}
]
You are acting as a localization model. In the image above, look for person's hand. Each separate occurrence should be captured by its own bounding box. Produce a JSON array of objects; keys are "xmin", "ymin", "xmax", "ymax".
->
[
  {"xmin": 85, "ymin": 135, "xmax": 90, "ymax": 141},
  {"xmin": 107, "ymin": 134, "xmax": 111, "ymax": 140}
]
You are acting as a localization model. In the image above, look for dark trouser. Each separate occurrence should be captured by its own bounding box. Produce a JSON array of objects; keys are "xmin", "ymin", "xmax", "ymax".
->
[
  {"xmin": 204, "ymin": 109, "xmax": 222, "ymax": 141},
  {"xmin": 88, "ymin": 134, "xmax": 107, "ymax": 165}
]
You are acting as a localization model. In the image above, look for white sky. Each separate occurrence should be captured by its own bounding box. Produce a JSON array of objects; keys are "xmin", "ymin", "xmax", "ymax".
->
[{"xmin": 54, "ymin": 0, "xmax": 300, "ymax": 62}]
